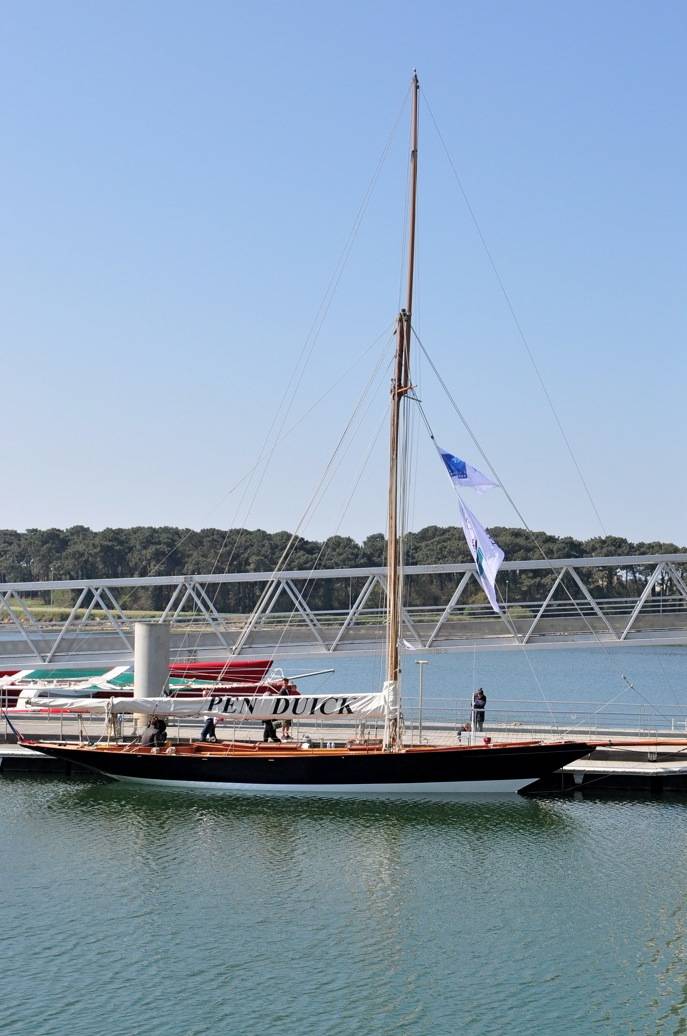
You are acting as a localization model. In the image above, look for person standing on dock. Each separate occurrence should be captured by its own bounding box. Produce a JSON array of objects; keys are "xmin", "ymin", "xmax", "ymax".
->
[{"xmin": 472, "ymin": 688, "xmax": 487, "ymax": 732}]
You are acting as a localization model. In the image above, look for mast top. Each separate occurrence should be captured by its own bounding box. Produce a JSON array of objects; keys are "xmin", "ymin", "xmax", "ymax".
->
[{"xmin": 404, "ymin": 69, "xmax": 420, "ymax": 326}]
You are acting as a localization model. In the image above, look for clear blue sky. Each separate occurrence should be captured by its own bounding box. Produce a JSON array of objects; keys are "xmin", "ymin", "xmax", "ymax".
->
[{"xmin": 1, "ymin": 1, "xmax": 685, "ymax": 545}]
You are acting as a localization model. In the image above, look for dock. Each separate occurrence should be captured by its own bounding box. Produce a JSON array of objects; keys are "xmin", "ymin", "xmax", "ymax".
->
[
  {"xmin": 0, "ymin": 742, "xmax": 91, "ymax": 776},
  {"xmin": 524, "ymin": 745, "xmax": 687, "ymax": 795}
]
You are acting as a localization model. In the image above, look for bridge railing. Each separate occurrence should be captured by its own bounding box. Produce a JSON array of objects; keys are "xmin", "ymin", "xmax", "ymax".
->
[
  {"xmin": 4, "ymin": 594, "xmax": 686, "ymax": 632},
  {"xmin": 0, "ymin": 553, "xmax": 686, "ymax": 665}
]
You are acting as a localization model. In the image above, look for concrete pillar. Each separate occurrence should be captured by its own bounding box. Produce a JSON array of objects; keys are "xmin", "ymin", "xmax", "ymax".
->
[
  {"xmin": 134, "ymin": 622, "xmax": 170, "ymax": 698},
  {"xmin": 132, "ymin": 622, "xmax": 169, "ymax": 733}
]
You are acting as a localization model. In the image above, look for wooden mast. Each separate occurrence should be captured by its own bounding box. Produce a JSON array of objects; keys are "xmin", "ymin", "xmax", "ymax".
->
[{"xmin": 385, "ymin": 72, "xmax": 419, "ymax": 747}]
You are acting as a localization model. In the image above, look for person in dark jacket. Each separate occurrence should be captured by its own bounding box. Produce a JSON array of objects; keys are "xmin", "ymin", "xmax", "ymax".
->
[
  {"xmin": 262, "ymin": 719, "xmax": 281, "ymax": 743},
  {"xmin": 200, "ymin": 715, "xmax": 218, "ymax": 742},
  {"xmin": 140, "ymin": 717, "xmax": 167, "ymax": 747},
  {"xmin": 140, "ymin": 721, "xmax": 157, "ymax": 747},
  {"xmin": 472, "ymin": 688, "xmax": 487, "ymax": 732},
  {"xmin": 261, "ymin": 683, "xmax": 282, "ymax": 743}
]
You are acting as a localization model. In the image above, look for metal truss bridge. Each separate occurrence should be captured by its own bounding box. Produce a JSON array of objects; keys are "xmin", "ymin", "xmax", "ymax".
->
[{"xmin": 0, "ymin": 553, "xmax": 686, "ymax": 669}]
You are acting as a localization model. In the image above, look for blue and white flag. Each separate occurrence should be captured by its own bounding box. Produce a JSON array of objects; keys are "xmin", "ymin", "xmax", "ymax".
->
[
  {"xmin": 435, "ymin": 443, "xmax": 497, "ymax": 494},
  {"xmin": 458, "ymin": 498, "xmax": 505, "ymax": 615}
]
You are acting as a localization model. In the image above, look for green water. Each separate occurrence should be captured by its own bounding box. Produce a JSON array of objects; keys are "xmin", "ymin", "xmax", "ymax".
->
[{"xmin": 3, "ymin": 777, "xmax": 687, "ymax": 1035}]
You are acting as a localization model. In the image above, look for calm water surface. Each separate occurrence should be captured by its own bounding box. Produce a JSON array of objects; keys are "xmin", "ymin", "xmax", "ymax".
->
[{"xmin": 3, "ymin": 776, "xmax": 687, "ymax": 1035}]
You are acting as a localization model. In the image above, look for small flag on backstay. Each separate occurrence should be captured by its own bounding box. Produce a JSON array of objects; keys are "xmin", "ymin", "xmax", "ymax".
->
[
  {"xmin": 435, "ymin": 443, "xmax": 497, "ymax": 494},
  {"xmin": 458, "ymin": 498, "xmax": 504, "ymax": 615}
]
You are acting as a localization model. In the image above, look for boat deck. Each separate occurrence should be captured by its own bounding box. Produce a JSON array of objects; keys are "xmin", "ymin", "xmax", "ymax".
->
[{"xmin": 22, "ymin": 735, "xmax": 566, "ymax": 758}]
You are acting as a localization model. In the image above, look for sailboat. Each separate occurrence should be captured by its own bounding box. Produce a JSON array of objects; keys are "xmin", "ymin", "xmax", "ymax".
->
[
  {"xmin": 18, "ymin": 74, "xmax": 593, "ymax": 794},
  {"xmin": 3, "ymin": 659, "xmax": 276, "ymax": 709}
]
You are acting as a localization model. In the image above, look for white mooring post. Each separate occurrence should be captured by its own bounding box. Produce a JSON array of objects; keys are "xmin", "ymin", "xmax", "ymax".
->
[
  {"xmin": 133, "ymin": 622, "xmax": 170, "ymax": 732},
  {"xmin": 415, "ymin": 659, "xmax": 429, "ymax": 745}
]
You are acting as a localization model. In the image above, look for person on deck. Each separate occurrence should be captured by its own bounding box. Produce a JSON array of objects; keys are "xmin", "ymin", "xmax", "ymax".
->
[
  {"xmin": 262, "ymin": 718, "xmax": 281, "ymax": 743},
  {"xmin": 200, "ymin": 715, "xmax": 218, "ymax": 742},
  {"xmin": 141, "ymin": 717, "xmax": 167, "ymax": 747},
  {"xmin": 140, "ymin": 721, "xmax": 158, "ymax": 747},
  {"xmin": 279, "ymin": 676, "xmax": 299, "ymax": 740},
  {"xmin": 262, "ymin": 684, "xmax": 282, "ymax": 743},
  {"xmin": 472, "ymin": 688, "xmax": 487, "ymax": 732}
]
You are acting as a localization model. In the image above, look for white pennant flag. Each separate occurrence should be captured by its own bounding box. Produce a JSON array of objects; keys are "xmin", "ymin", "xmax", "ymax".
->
[
  {"xmin": 458, "ymin": 498, "xmax": 504, "ymax": 615},
  {"xmin": 435, "ymin": 443, "xmax": 497, "ymax": 494}
]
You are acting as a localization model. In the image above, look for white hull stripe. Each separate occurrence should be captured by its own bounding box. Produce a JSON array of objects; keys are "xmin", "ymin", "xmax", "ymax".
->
[{"xmin": 104, "ymin": 774, "xmax": 536, "ymax": 795}]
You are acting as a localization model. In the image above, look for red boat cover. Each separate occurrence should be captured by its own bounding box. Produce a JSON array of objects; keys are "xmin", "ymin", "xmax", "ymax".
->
[{"xmin": 168, "ymin": 659, "xmax": 273, "ymax": 684}]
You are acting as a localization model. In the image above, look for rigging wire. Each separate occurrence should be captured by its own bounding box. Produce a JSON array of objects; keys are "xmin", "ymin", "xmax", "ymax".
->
[
  {"xmin": 234, "ymin": 345, "xmax": 393, "ymax": 648},
  {"xmin": 414, "ymin": 389, "xmax": 557, "ymax": 724},
  {"xmin": 181, "ymin": 337, "xmax": 392, "ymax": 679},
  {"xmin": 268, "ymin": 402, "xmax": 390, "ymax": 665},
  {"xmin": 421, "ymin": 89, "xmax": 608, "ymax": 537},
  {"xmin": 231, "ymin": 78, "xmax": 410, "ymax": 671},
  {"xmin": 68, "ymin": 329, "xmax": 389, "ymax": 642},
  {"xmin": 67, "ymin": 326, "xmax": 395, "ymax": 669},
  {"xmin": 412, "ymin": 327, "xmax": 673, "ymax": 729},
  {"xmin": 177, "ymin": 88, "xmax": 411, "ymax": 671},
  {"xmin": 222, "ymin": 87, "xmax": 410, "ymax": 545},
  {"xmin": 267, "ymin": 356, "xmax": 391, "ymax": 596},
  {"xmin": 172, "ymin": 322, "xmax": 395, "ymax": 669},
  {"xmin": 76, "ymin": 87, "xmax": 410, "ymax": 668}
]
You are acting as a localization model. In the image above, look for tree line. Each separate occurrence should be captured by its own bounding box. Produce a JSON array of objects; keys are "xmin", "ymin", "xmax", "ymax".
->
[{"xmin": 0, "ymin": 525, "xmax": 683, "ymax": 613}]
